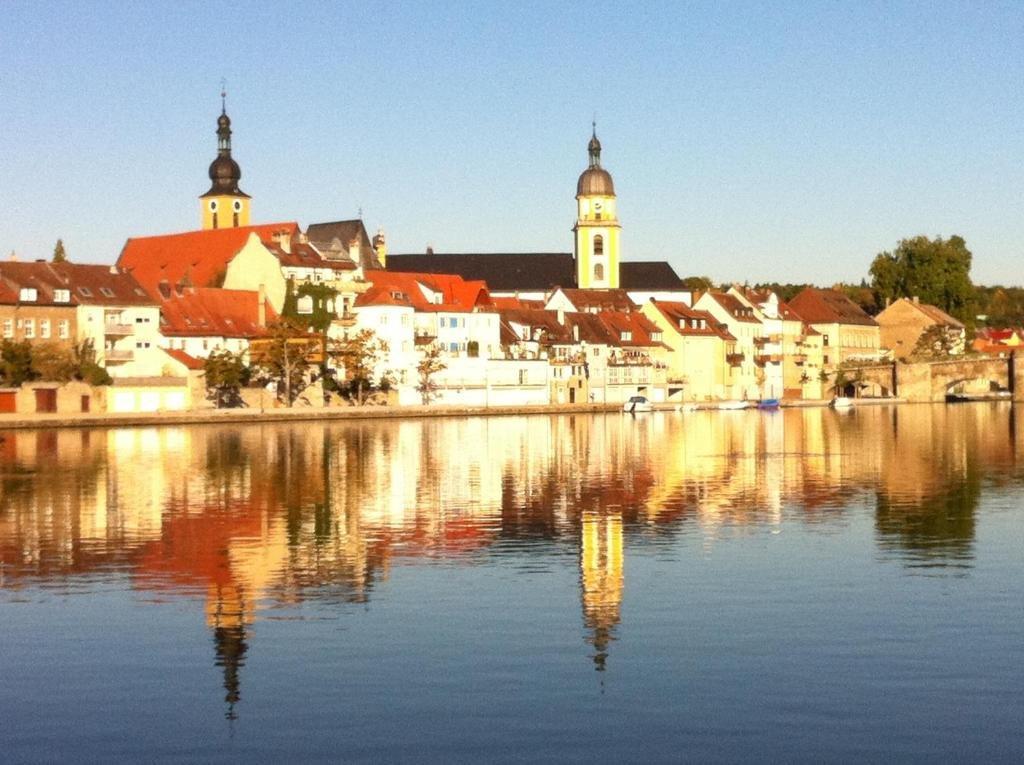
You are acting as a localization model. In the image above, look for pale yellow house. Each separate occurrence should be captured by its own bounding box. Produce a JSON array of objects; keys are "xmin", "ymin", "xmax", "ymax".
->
[
  {"xmin": 641, "ymin": 299, "xmax": 730, "ymax": 401},
  {"xmin": 693, "ymin": 291, "xmax": 764, "ymax": 400},
  {"xmin": 789, "ymin": 287, "xmax": 881, "ymax": 368}
]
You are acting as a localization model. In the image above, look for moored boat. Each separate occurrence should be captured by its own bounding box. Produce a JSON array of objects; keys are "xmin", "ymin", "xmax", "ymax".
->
[
  {"xmin": 831, "ymin": 397, "xmax": 853, "ymax": 409},
  {"xmin": 716, "ymin": 400, "xmax": 751, "ymax": 410},
  {"xmin": 757, "ymin": 398, "xmax": 780, "ymax": 411}
]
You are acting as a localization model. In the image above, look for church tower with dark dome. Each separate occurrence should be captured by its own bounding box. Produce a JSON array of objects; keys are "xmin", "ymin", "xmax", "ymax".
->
[
  {"xmin": 573, "ymin": 124, "xmax": 620, "ymax": 288},
  {"xmin": 199, "ymin": 92, "xmax": 251, "ymax": 230}
]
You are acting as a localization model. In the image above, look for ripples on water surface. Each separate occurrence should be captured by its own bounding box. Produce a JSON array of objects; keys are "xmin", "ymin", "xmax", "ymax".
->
[{"xmin": 1, "ymin": 406, "xmax": 1023, "ymax": 762}]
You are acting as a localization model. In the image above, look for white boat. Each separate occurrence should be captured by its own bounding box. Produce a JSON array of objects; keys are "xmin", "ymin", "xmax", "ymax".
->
[
  {"xmin": 623, "ymin": 396, "xmax": 653, "ymax": 413},
  {"xmin": 831, "ymin": 397, "xmax": 854, "ymax": 409},
  {"xmin": 716, "ymin": 400, "xmax": 751, "ymax": 410}
]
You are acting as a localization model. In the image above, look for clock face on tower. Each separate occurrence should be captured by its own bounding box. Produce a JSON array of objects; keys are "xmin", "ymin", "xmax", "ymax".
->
[{"xmin": 594, "ymin": 202, "xmax": 602, "ymax": 212}]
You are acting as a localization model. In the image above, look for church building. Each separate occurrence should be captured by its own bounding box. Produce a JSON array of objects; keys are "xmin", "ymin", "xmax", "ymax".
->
[
  {"xmin": 385, "ymin": 127, "xmax": 689, "ymax": 305},
  {"xmin": 199, "ymin": 91, "xmax": 251, "ymax": 231}
]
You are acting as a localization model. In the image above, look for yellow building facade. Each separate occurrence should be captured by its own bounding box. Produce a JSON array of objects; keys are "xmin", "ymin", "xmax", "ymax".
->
[{"xmin": 574, "ymin": 128, "xmax": 621, "ymax": 289}]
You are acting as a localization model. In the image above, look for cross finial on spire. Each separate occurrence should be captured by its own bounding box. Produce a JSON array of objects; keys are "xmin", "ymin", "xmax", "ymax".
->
[
  {"xmin": 592, "ymin": 114, "xmax": 597, "ymax": 137},
  {"xmin": 220, "ymin": 78, "xmax": 227, "ymax": 114}
]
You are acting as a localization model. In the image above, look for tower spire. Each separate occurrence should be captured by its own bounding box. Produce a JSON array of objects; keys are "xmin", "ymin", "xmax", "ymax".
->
[
  {"xmin": 220, "ymin": 79, "xmax": 227, "ymax": 115},
  {"xmin": 588, "ymin": 122, "xmax": 602, "ymax": 168}
]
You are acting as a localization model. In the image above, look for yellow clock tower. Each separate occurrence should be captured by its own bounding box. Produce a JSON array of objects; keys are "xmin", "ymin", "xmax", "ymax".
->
[
  {"xmin": 573, "ymin": 125, "xmax": 620, "ymax": 289},
  {"xmin": 199, "ymin": 92, "xmax": 251, "ymax": 230}
]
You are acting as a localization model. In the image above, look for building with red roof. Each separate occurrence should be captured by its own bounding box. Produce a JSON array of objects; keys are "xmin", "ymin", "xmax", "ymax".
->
[
  {"xmin": 0, "ymin": 259, "xmax": 166, "ymax": 377},
  {"xmin": 158, "ymin": 287, "xmax": 277, "ymax": 359},
  {"xmin": 789, "ymin": 287, "xmax": 881, "ymax": 367},
  {"xmin": 641, "ymin": 299, "xmax": 733, "ymax": 401},
  {"xmin": 118, "ymin": 224, "xmax": 290, "ymax": 312}
]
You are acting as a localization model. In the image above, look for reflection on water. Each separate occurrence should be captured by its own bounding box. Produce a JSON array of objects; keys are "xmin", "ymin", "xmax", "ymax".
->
[{"xmin": 1, "ymin": 405, "xmax": 1023, "ymax": 756}]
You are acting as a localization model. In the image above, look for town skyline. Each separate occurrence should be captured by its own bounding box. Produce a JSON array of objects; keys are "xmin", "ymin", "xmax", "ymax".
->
[{"xmin": 3, "ymin": 2, "xmax": 1023, "ymax": 286}]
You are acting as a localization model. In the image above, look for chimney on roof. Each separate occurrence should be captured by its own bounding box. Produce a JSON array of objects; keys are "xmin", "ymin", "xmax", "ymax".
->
[
  {"xmin": 273, "ymin": 230, "xmax": 292, "ymax": 254},
  {"xmin": 257, "ymin": 284, "xmax": 267, "ymax": 327},
  {"xmin": 109, "ymin": 265, "xmax": 118, "ymax": 274},
  {"xmin": 8, "ymin": 250, "xmax": 17, "ymax": 261},
  {"xmin": 912, "ymin": 295, "xmax": 919, "ymax": 304},
  {"xmin": 297, "ymin": 229, "xmax": 308, "ymax": 245},
  {"xmin": 426, "ymin": 244, "xmax": 434, "ymax": 256}
]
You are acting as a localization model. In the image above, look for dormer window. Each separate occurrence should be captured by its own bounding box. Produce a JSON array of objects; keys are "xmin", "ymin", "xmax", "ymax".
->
[
  {"xmin": 54, "ymin": 289, "xmax": 70, "ymax": 303},
  {"xmin": 19, "ymin": 287, "xmax": 37, "ymax": 302},
  {"xmin": 620, "ymin": 330, "xmax": 632, "ymax": 341},
  {"xmin": 652, "ymin": 331, "xmax": 662, "ymax": 342},
  {"xmin": 78, "ymin": 287, "xmax": 93, "ymax": 297},
  {"xmin": 99, "ymin": 287, "xmax": 115, "ymax": 298}
]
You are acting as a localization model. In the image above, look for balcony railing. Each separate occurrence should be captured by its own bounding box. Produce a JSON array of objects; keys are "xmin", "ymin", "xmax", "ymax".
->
[
  {"xmin": 335, "ymin": 313, "xmax": 357, "ymax": 327},
  {"xmin": 104, "ymin": 323, "xmax": 134, "ymax": 336},
  {"xmin": 104, "ymin": 349, "xmax": 134, "ymax": 362},
  {"xmin": 793, "ymin": 354, "xmax": 808, "ymax": 365},
  {"xmin": 756, "ymin": 353, "xmax": 783, "ymax": 365},
  {"xmin": 726, "ymin": 352, "xmax": 745, "ymax": 366}
]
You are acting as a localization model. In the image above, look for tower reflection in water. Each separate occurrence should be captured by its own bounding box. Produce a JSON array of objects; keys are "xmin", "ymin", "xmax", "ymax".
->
[{"xmin": 0, "ymin": 404, "xmax": 1020, "ymax": 716}]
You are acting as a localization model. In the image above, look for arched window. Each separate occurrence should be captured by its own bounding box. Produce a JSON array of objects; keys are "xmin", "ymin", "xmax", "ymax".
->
[
  {"xmin": 594, "ymin": 235, "xmax": 604, "ymax": 256},
  {"xmin": 594, "ymin": 263, "xmax": 605, "ymax": 282}
]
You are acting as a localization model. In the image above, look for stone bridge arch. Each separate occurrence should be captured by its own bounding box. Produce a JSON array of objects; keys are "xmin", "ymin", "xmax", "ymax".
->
[
  {"xmin": 924, "ymin": 357, "xmax": 1010, "ymax": 401},
  {"xmin": 826, "ymin": 353, "xmax": 1024, "ymax": 403},
  {"xmin": 828, "ymin": 364, "xmax": 896, "ymax": 398}
]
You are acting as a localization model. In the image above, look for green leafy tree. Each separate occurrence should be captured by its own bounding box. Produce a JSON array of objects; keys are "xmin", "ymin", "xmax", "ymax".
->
[
  {"xmin": 0, "ymin": 340, "xmax": 36, "ymax": 386},
  {"xmin": 252, "ymin": 318, "xmax": 318, "ymax": 406},
  {"xmin": 909, "ymin": 325, "xmax": 963, "ymax": 361},
  {"xmin": 203, "ymin": 349, "xmax": 249, "ymax": 408},
  {"xmin": 52, "ymin": 239, "xmax": 67, "ymax": 263},
  {"xmin": 416, "ymin": 344, "xmax": 447, "ymax": 405},
  {"xmin": 869, "ymin": 235, "xmax": 975, "ymax": 322},
  {"xmin": 330, "ymin": 328, "xmax": 388, "ymax": 404},
  {"xmin": 73, "ymin": 340, "xmax": 112, "ymax": 386},
  {"xmin": 31, "ymin": 341, "xmax": 76, "ymax": 382}
]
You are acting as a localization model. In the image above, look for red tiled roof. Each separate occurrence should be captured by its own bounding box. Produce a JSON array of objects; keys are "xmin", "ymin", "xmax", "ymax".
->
[
  {"xmin": 702, "ymin": 291, "xmax": 761, "ymax": 323},
  {"xmin": 118, "ymin": 223, "xmax": 298, "ymax": 299},
  {"xmin": 597, "ymin": 310, "xmax": 667, "ymax": 348},
  {"xmin": 355, "ymin": 271, "xmax": 493, "ymax": 313},
  {"xmin": 777, "ymin": 299, "xmax": 805, "ymax": 322},
  {"xmin": 557, "ymin": 288, "xmax": 637, "ymax": 312},
  {"xmin": 162, "ymin": 348, "xmax": 204, "ymax": 370},
  {"xmin": 159, "ymin": 287, "xmax": 276, "ymax": 338},
  {"xmin": 789, "ymin": 287, "xmax": 878, "ymax": 327},
  {"xmin": 268, "ymin": 240, "xmax": 357, "ymax": 272},
  {"xmin": 649, "ymin": 300, "xmax": 734, "ymax": 340},
  {"xmin": 0, "ymin": 261, "xmax": 155, "ymax": 306}
]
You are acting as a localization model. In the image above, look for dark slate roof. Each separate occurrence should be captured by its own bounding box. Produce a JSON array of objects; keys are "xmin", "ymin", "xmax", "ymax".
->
[
  {"xmin": 619, "ymin": 261, "xmax": 684, "ymax": 290},
  {"xmin": 306, "ymin": 219, "xmax": 380, "ymax": 270},
  {"xmin": 386, "ymin": 253, "xmax": 576, "ymax": 292}
]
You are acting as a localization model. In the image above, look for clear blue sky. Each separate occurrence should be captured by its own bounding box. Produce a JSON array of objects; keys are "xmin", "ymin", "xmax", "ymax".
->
[{"xmin": 2, "ymin": 1, "xmax": 1022, "ymax": 286}]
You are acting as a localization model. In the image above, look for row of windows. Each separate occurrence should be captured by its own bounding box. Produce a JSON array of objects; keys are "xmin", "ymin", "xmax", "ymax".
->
[
  {"xmin": 18, "ymin": 286, "xmax": 125, "ymax": 303},
  {"xmin": 3, "ymin": 318, "xmax": 70, "ymax": 340}
]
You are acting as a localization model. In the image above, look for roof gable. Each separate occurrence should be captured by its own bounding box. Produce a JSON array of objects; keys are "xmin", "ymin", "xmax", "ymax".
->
[{"xmin": 118, "ymin": 223, "xmax": 294, "ymax": 298}]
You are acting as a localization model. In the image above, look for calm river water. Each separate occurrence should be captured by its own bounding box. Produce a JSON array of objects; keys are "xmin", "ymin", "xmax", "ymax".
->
[{"xmin": 1, "ymin": 406, "xmax": 1022, "ymax": 762}]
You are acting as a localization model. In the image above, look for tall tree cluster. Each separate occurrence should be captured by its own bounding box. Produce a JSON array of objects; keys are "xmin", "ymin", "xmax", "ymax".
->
[{"xmin": 869, "ymin": 235, "xmax": 975, "ymax": 322}]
